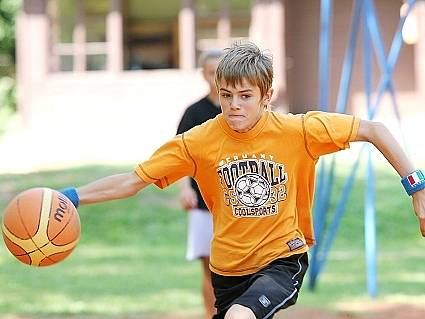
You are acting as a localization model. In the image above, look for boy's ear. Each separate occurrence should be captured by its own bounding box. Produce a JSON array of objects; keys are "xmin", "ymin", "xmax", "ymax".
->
[{"xmin": 263, "ymin": 88, "xmax": 274, "ymax": 106}]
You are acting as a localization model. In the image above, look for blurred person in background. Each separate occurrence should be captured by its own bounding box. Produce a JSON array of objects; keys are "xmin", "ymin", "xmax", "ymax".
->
[{"xmin": 176, "ymin": 49, "xmax": 223, "ymax": 319}]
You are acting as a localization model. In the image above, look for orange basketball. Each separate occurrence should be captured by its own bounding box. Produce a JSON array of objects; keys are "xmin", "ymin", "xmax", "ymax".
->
[{"xmin": 1, "ymin": 187, "xmax": 81, "ymax": 266}]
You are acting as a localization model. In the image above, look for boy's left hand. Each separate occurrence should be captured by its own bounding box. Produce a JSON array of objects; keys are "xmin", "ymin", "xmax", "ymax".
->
[{"xmin": 412, "ymin": 189, "xmax": 425, "ymax": 237}]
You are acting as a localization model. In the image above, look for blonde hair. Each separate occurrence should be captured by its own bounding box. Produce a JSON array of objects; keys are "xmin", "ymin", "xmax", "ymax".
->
[{"xmin": 215, "ymin": 41, "xmax": 273, "ymax": 97}]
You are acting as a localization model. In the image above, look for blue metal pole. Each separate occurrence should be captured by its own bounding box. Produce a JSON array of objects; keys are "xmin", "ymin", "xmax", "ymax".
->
[
  {"xmin": 310, "ymin": 0, "xmax": 333, "ymax": 289},
  {"xmin": 316, "ymin": 147, "xmax": 365, "ymax": 274},
  {"xmin": 311, "ymin": 0, "xmax": 365, "ymax": 285},
  {"xmin": 336, "ymin": 0, "xmax": 363, "ymax": 114},
  {"xmin": 310, "ymin": 0, "xmax": 416, "ymax": 296},
  {"xmin": 365, "ymin": 145, "xmax": 378, "ymax": 297},
  {"xmin": 362, "ymin": 10, "xmax": 378, "ymax": 297}
]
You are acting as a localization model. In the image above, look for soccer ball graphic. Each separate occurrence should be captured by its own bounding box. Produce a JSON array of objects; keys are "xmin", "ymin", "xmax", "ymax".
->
[{"xmin": 235, "ymin": 174, "xmax": 270, "ymax": 207}]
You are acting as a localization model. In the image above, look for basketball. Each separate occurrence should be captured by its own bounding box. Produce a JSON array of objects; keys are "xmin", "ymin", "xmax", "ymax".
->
[{"xmin": 1, "ymin": 187, "xmax": 81, "ymax": 266}]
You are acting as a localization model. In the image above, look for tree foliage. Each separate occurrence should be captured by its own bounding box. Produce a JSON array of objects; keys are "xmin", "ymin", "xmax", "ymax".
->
[
  {"xmin": 0, "ymin": 0, "xmax": 21, "ymax": 112},
  {"xmin": 0, "ymin": 0, "xmax": 20, "ymax": 65}
]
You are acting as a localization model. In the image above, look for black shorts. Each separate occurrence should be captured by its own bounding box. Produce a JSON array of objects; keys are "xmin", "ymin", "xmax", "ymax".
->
[{"xmin": 211, "ymin": 253, "xmax": 308, "ymax": 319}]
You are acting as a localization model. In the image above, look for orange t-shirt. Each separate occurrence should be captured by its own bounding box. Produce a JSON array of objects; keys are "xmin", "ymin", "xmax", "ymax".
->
[{"xmin": 135, "ymin": 111, "xmax": 360, "ymax": 276}]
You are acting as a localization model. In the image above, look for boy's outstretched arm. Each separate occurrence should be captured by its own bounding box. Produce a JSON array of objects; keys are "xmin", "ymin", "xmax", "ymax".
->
[
  {"xmin": 355, "ymin": 120, "xmax": 425, "ymax": 237},
  {"xmin": 62, "ymin": 172, "xmax": 149, "ymax": 207}
]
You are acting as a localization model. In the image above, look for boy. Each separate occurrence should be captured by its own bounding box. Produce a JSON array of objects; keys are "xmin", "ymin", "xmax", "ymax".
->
[
  {"xmin": 177, "ymin": 49, "xmax": 223, "ymax": 319},
  {"xmin": 62, "ymin": 42, "xmax": 425, "ymax": 319}
]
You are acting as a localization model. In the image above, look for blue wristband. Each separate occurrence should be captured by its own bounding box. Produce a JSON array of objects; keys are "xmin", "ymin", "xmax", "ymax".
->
[
  {"xmin": 59, "ymin": 187, "xmax": 80, "ymax": 208},
  {"xmin": 401, "ymin": 170, "xmax": 425, "ymax": 196}
]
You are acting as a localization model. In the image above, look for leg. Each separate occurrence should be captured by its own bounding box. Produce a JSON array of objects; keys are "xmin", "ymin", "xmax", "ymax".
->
[
  {"xmin": 224, "ymin": 304, "xmax": 256, "ymax": 319},
  {"xmin": 186, "ymin": 209, "xmax": 214, "ymax": 318},
  {"xmin": 212, "ymin": 253, "xmax": 309, "ymax": 319},
  {"xmin": 201, "ymin": 256, "xmax": 217, "ymax": 319}
]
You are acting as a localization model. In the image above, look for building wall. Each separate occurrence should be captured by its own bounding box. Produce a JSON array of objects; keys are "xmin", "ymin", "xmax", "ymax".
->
[
  {"xmin": 6, "ymin": 0, "xmax": 425, "ymax": 172},
  {"xmin": 17, "ymin": 0, "xmax": 422, "ymax": 115}
]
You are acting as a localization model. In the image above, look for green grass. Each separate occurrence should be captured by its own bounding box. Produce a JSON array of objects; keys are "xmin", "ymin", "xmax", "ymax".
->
[
  {"xmin": 297, "ymin": 163, "xmax": 425, "ymax": 310},
  {"xmin": 0, "ymin": 164, "xmax": 424, "ymax": 317}
]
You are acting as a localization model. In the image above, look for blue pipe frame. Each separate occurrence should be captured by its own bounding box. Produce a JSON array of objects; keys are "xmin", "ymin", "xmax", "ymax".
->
[{"xmin": 310, "ymin": 0, "xmax": 416, "ymax": 297}]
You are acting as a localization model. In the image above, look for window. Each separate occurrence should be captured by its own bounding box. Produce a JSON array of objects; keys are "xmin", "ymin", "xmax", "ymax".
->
[
  {"xmin": 48, "ymin": 0, "xmax": 108, "ymax": 72},
  {"xmin": 196, "ymin": 0, "xmax": 251, "ymax": 53},
  {"xmin": 124, "ymin": 0, "xmax": 180, "ymax": 69}
]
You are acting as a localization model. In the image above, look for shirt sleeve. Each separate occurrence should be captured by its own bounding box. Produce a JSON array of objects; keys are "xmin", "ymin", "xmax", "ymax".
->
[
  {"xmin": 134, "ymin": 134, "xmax": 196, "ymax": 189},
  {"xmin": 303, "ymin": 111, "xmax": 360, "ymax": 160}
]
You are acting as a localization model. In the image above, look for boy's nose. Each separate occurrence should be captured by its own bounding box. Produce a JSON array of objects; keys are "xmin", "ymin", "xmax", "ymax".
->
[{"xmin": 230, "ymin": 97, "xmax": 241, "ymax": 109}]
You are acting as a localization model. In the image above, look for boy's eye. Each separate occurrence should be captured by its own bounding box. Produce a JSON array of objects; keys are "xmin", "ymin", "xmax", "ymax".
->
[
  {"xmin": 241, "ymin": 95, "xmax": 251, "ymax": 99},
  {"xmin": 220, "ymin": 93, "xmax": 231, "ymax": 98}
]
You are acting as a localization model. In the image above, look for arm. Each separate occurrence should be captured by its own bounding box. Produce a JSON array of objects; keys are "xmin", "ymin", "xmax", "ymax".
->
[
  {"xmin": 355, "ymin": 120, "xmax": 425, "ymax": 236},
  {"xmin": 63, "ymin": 172, "xmax": 150, "ymax": 206},
  {"xmin": 178, "ymin": 177, "xmax": 198, "ymax": 210}
]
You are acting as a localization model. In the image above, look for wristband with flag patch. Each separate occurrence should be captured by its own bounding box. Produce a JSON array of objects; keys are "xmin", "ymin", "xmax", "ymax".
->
[{"xmin": 401, "ymin": 170, "xmax": 425, "ymax": 196}]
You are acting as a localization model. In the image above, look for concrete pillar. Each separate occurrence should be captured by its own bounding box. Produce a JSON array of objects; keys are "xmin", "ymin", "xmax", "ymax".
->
[
  {"xmin": 16, "ymin": 0, "xmax": 49, "ymax": 123},
  {"xmin": 107, "ymin": 0, "xmax": 124, "ymax": 72},
  {"xmin": 249, "ymin": 0, "xmax": 287, "ymax": 109},
  {"xmin": 415, "ymin": 1, "xmax": 425, "ymax": 100},
  {"xmin": 73, "ymin": 0, "xmax": 86, "ymax": 72},
  {"xmin": 179, "ymin": 0, "xmax": 196, "ymax": 70},
  {"xmin": 47, "ymin": 0, "xmax": 60, "ymax": 72},
  {"xmin": 217, "ymin": 0, "xmax": 231, "ymax": 48}
]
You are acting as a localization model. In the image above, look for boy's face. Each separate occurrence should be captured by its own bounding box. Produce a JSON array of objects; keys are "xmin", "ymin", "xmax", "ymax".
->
[{"xmin": 218, "ymin": 78, "xmax": 272, "ymax": 133}]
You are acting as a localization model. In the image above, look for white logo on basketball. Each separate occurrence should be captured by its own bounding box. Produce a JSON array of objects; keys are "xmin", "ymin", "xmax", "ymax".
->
[{"xmin": 235, "ymin": 173, "xmax": 270, "ymax": 207}]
